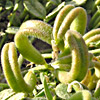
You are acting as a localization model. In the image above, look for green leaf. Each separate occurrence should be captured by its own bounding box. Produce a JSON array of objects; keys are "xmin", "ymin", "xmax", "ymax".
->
[
  {"xmin": 55, "ymin": 83, "xmax": 72, "ymax": 99},
  {"xmin": 0, "ymin": 88, "xmax": 27, "ymax": 100},
  {"xmin": 72, "ymin": 0, "xmax": 87, "ymax": 5},
  {"xmin": 0, "ymin": 83, "xmax": 9, "ymax": 91},
  {"xmin": 83, "ymin": 0, "xmax": 95, "ymax": 14},
  {"xmin": 0, "ymin": 89, "xmax": 15, "ymax": 100},
  {"xmin": 40, "ymin": 73, "xmax": 53, "ymax": 100},
  {"xmin": 23, "ymin": 0, "xmax": 46, "ymax": 19},
  {"xmin": 44, "ymin": 2, "xmax": 65, "ymax": 22},
  {"xmin": 5, "ymin": 27, "xmax": 19, "ymax": 34},
  {"xmin": 8, "ymin": 12, "xmax": 21, "ymax": 27},
  {"xmin": 50, "ymin": 0, "xmax": 61, "ymax": 5},
  {"xmin": 5, "ymin": 1, "xmax": 13, "ymax": 10},
  {"xmin": 8, "ymin": 92, "xmax": 27, "ymax": 100}
]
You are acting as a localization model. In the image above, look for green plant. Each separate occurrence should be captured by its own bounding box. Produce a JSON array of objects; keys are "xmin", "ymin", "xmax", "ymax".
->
[{"xmin": 1, "ymin": 4, "xmax": 100, "ymax": 100}]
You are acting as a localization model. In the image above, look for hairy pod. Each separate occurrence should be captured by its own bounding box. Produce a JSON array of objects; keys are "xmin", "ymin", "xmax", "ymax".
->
[
  {"xmin": 83, "ymin": 28, "xmax": 100, "ymax": 46},
  {"xmin": 19, "ymin": 20, "xmax": 53, "ymax": 44},
  {"xmin": 55, "ymin": 30, "xmax": 89, "ymax": 83},
  {"xmin": 53, "ymin": 5, "xmax": 87, "ymax": 44},
  {"xmin": 14, "ymin": 20, "xmax": 53, "ymax": 65},
  {"xmin": 1, "ymin": 42, "xmax": 36, "ymax": 93},
  {"xmin": 89, "ymin": 49, "xmax": 100, "ymax": 56}
]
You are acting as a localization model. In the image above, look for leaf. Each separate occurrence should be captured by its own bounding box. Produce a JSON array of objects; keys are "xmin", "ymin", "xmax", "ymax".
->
[
  {"xmin": 55, "ymin": 83, "xmax": 72, "ymax": 99},
  {"xmin": 8, "ymin": 12, "xmax": 21, "ymax": 27},
  {"xmin": 0, "ymin": 89, "xmax": 15, "ymax": 100},
  {"xmin": 35, "ymin": 89, "xmax": 45, "ymax": 97},
  {"xmin": 5, "ymin": 27, "xmax": 19, "ymax": 34},
  {"xmin": 0, "ymin": 88, "xmax": 27, "ymax": 100},
  {"xmin": 72, "ymin": 0, "xmax": 87, "ymax": 5},
  {"xmin": 50, "ymin": 0, "xmax": 61, "ymax": 5},
  {"xmin": 40, "ymin": 73, "xmax": 53, "ymax": 100},
  {"xmin": 5, "ymin": 1, "xmax": 13, "ymax": 10},
  {"xmin": 8, "ymin": 92, "xmax": 27, "ymax": 100},
  {"xmin": 23, "ymin": 0, "xmax": 46, "ymax": 19},
  {"xmin": 83, "ymin": 0, "xmax": 95, "ymax": 14},
  {"xmin": 0, "ymin": 83, "xmax": 9, "ymax": 91},
  {"xmin": 44, "ymin": 2, "xmax": 65, "ymax": 22}
]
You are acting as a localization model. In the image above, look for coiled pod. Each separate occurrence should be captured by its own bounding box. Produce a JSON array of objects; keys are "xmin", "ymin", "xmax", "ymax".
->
[
  {"xmin": 53, "ymin": 4, "xmax": 87, "ymax": 45},
  {"xmin": 1, "ymin": 42, "xmax": 36, "ymax": 93},
  {"xmin": 14, "ymin": 20, "xmax": 53, "ymax": 65},
  {"xmin": 55, "ymin": 30, "xmax": 89, "ymax": 83},
  {"xmin": 83, "ymin": 28, "xmax": 100, "ymax": 47},
  {"xmin": 83, "ymin": 28, "xmax": 100, "ymax": 57}
]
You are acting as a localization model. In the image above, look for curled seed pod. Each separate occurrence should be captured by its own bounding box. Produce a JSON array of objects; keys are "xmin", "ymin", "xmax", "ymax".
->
[
  {"xmin": 53, "ymin": 4, "xmax": 87, "ymax": 44},
  {"xmin": 55, "ymin": 30, "xmax": 89, "ymax": 83},
  {"xmin": 14, "ymin": 20, "xmax": 53, "ymax": 65},
  {"xmin": 19, "ymin": 20, "xmax": 53, "ymax": 44},
  {"xmin": 68, "ymin": 90, "xmax": 92, "ymax": 100},
  {"xmin": 1, "ymin": 42, "xmax": 36, "ymax": 93},
  {"xmin": 83, "ymin": 28, "xmax": 100, "ymax": 46}
]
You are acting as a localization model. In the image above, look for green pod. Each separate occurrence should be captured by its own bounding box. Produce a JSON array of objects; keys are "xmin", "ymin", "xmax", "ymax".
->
[
  {"xmin": 83, "ymin": 28, "xmax": 100, "ymax": 40},
  {"xmin": 55, "ymin": 30, "xmax": 89, "ymax": 83},
  {"xmin": 85, "ymin": 35, "xmax": 100, "ymax": 46},
  {"xmin": 53, "ymin": 5, "xmax": 87, "ymax": 44},
  {"xmin": 89, "ymin": 49, "xmax": 100, "ymax": 56},
  {"xmin": 14, "ymin": 20, "xmax": 53, "ymax": 65},
  {"xmin": 83, "ymin": 28, "xmax": 100, "ymax": 46},
  {"xmin": 1, "ymin": 43, "xmax": 22, "ymax": 92},
  {"xmin": 19, "ymin": 20, "xmax": 53, "ymax": 44},
  {"xmin": 68, "ymin": 90, "xmax": 92, "ymax": 100},
  {"xmin": 1, "ymin": 42, "xmax": 36, "ymax": 93}
]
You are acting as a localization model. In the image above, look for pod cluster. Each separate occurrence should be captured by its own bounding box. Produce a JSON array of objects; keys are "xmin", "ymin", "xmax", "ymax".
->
[{"xmin": 1, "ymin": 4, "xmax": 100, "ymax": 99}]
